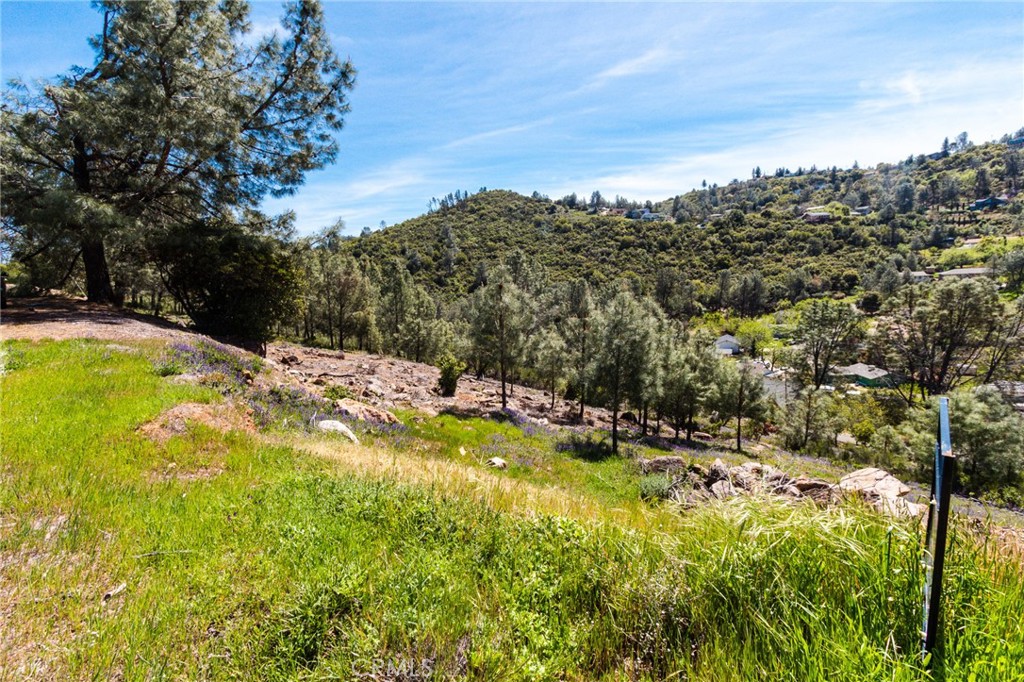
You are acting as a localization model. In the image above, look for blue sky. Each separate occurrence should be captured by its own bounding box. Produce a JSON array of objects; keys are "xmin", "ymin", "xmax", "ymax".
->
[{"xmin": 3, "ymin": 2, "xmax": 1022, "ymax": 235}]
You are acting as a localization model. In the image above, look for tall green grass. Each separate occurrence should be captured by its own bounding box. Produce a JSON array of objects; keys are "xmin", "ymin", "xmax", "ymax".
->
[{"xmin": 1, "ymin": 339, "xmax": 1022, "ymax": 680}]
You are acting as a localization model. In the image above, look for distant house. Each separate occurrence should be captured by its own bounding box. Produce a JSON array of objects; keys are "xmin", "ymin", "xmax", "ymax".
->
[
  {"xmin": 640, "ymin": 212, "xmax": 664, "ymax": 222},
  {"xmin": 937, "ymin": 267, "xmax": 994, "ymax": 279},
  {"xmin": 625, "ymin": 208, "xmax": 650, "ymax": 219},
  {"xmin": 851, "ymin": 206, "xmax": 871, "ymax": 216},
  {"xmin": 833, "ymin": 363, "xmax": 892, "ymax": 388},
  {"xmin": 801, "ymin": 211, "xmax": 832, "ymax": 224},
  {"xmin": 926, "ymin": 151, "xmax": 945, "ymax": 161},
  {"xmin": 715, "ymin": 334, "xmax": 742, "ymax": 356},
  {"xmin": 992, "ymin": 381, "xmax": 1024, "ymax": 414},
  {"xmin": 961, "ymin": 237, "xmax": 984, "ymax": 247},
  {"xmin": 909, "ymin": 270, "xmax": 931, "ymax": 283},
  {"xmin": 969, "ymin": 196, "xmax": 1008, "ymax": 211},
  {"xmin": 1009, "ymin": 137, "xmax": 1024, "ymax": 149}
]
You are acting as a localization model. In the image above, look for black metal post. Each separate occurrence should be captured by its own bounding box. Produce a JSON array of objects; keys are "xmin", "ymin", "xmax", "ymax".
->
[{"xmin": 922, "ymin": 397, "xmax": 955, "ymax": 660}]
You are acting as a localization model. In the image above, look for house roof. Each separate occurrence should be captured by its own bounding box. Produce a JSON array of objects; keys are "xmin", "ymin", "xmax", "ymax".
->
[
  {"xmin": 834, "ymin": 363, "xmax": 890, "ymax": 381},
  {"xmin": 715, "ymin": 334, "xmax": 740, "ymax": 346},
  {"xmin": 938, "ymin": 267, "xmax": 993, "ymax": 277}
]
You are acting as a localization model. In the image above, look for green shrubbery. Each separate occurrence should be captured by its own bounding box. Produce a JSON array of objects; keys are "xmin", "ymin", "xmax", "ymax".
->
[{"xmin": 436, "ymin": 352, "xmax": 466, "ymax": 397}]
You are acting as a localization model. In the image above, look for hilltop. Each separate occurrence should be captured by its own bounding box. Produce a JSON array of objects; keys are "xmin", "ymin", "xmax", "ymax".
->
[{"xmin": 350, "ymin": 136, "xmax": 1022, "ymax": 301}]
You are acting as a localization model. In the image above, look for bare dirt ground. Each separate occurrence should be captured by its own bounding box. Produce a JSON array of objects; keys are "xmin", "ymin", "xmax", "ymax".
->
[
  {"xmin": 0, "ymin": 297, "xmax": 618, "ymax": 429},
  {"xmin": 1, "ymin": 297, "xmax": 200, "ymax": 344}
]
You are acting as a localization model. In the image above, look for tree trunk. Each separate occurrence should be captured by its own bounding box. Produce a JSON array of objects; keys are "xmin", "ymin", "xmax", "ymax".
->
[
  {"xmin": 736, "ymin": 414, "xmax": 742, "ymax": 452},
  {"xmin": 81, "ymin": 237, "xmax": 117, "ymax": 304},
  {"xmin": 500, "ymin": 359, "xmax": 508, "ymax": 410},
  {"xmin": 686, "ymin": 406, "xmax": 695, "ymax": 444},
  {"xmin": 611, "ymin": 406, "xmax": 619, "ymax": 454}
]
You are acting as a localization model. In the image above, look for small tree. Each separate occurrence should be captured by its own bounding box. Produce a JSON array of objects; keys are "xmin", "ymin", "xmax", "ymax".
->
[
  {"xmin": 560, "ymin": 279, "xmax": 599, "ymax": 422},
  {"xmin": 532, "ymin": 326, "xmax": 567, "ymax": 411},
  {"xmin": 660, "ymin": 335, "xmax": 719, "ymax": 442},
  {"xmin": 594, "ymin": 287, "xmax": 656, "ymax": 454},
  {"xmin": 715, "ymin": 360, "xmax": 770, "ymax": 452},
  {"xmin": 436, "ymin": 353, "xmax": 466, "ymax": 397},
  {"xmin": 468, "ymin": 266, "xmax": 533, "ymax": 409},
  {"xmin": 782, "ymin": 388, "xmax": 840, "ymax": 454},
  {"xmin": 792, "ymin": 299, "xmax": 863, "ymax": 389}
]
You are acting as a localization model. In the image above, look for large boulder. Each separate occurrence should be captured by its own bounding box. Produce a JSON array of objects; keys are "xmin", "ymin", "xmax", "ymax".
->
[
  {"xmin": 640, "ymin": 456, "xmax": 689, "ymax": 475},
  {"xmin": 707, "ymin": 458, "xmax": 730, "ymax": 485},
  {"xmin": 839, "ymin": 467, "xmax": 923, "ymax": 517},
  {"xmin": 839, "ymin": 467, "xmax": 910, "ymax": 499},
  {"xmin": 710, "ymin": 479, "xmax": 736, "ymax": 499}
]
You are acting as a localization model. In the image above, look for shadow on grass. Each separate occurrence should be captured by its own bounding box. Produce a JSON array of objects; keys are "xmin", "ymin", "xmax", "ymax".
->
[{"xmin": 555, "ymin": 431, "xmax": 617, "ymax": 462}]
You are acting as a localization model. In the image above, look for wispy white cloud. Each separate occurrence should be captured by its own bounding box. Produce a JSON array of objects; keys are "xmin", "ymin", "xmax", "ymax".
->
[{"xmin": 442, "ymin": 120, "xmax": 550, "ymax": 150}]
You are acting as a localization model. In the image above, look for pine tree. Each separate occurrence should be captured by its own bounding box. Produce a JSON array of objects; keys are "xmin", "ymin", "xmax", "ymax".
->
[
  {"xmin": 714, "ymin": 360, "xmax": 770, "ymax": 452},
  {"xmin": 1, "ymin": 0, "xmax": 354, "ymax": 305},
  {"xmin": 594, "ymin": 287, "xmax": 656, "ymax": 453}
]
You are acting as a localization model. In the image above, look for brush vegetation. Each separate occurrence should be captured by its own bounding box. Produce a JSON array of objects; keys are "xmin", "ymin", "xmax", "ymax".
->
[{"xmin": 2, "ymin": 339, "xmax": 1023, "ymax": 680}]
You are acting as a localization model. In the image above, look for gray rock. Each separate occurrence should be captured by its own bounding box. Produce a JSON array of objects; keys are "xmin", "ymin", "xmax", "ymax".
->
[
  {"xmin": 710, "ymin": 479, "xmax": 736, "ymax": 499},
  {"xmin": 641, "ymin": 456, "xmax": 689, "ymax": 474},
  {"xmin": 707, "ymin": 458, "xmax": 730, "ymax": 485}
]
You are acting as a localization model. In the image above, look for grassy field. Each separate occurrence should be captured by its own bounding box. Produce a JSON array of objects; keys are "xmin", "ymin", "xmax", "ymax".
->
[{"xmin": 2, "ymin": 339, "xmax": 1023, "ymax": 680}]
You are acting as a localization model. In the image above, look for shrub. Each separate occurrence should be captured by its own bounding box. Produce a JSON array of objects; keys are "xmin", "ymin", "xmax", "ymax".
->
[
  {"xmin": 150, "ymin": 219, "xmax": 303, "ymax": 344},
  {"xmin": 639, "ymin": 474, "xmax": 675, "ymax": 502},
  {"xmin": 323, "ymin": 383, "xmax": 355, "ymax": 401},
  {"xmin": 436, "ymin": 353, "xmax": 466, "ymax": 397}
]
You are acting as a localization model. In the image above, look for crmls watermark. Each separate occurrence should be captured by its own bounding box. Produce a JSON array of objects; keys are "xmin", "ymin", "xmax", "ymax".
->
[{"xmin": 351, "ymin": 656, "xmax": 435, "ymax": 680}]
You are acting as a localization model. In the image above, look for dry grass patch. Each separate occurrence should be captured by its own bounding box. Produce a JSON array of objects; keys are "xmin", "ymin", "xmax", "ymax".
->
[{"xmin": 287, "ymin": 434, "xmax": 682, "ymax": 532}]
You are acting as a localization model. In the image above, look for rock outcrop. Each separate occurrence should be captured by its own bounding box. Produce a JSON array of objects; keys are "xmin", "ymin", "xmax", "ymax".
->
[
  {"xmin": 839, "ymin": 467, "xmax": 924, "ymax": 517},
  {"xmin": 333, "ymin": 398, "xmax": 401, "ymax": 425},
  {"xmin": 640, "ymin": 457, "xmax": 920, "ymax": 517}
]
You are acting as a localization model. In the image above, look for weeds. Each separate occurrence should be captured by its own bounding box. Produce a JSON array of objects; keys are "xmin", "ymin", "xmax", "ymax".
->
[
  {"xmin": 155, "ymin": 340, "xmax": 263, "ymax": 385},
  {"xmin": 3, "ymin": 339, "xmax": 1024, "ymax": 680}
]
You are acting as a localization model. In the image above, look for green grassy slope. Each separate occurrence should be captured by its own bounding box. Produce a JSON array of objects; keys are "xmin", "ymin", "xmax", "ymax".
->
[{"xmin": 2, "ymin": 340, "xmax": 1023, "ymax": 680}]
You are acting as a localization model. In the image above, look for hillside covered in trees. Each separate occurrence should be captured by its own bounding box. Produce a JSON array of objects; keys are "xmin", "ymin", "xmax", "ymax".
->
[{"xmin": 350, "ymin": 134, "xmax": 1023, "ymax": 310}]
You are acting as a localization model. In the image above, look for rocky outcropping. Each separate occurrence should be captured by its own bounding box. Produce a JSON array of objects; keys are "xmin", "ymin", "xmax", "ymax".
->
[
  {"xmin": 838, "ymin": 467, "xmax": 924, "ymax": 517},
  {"xmin": 333, "ymin": 398, "xmax": 401, "ymax": 425},
  {"xmin": 641, "ymin": 457, "xmax": 921, "ymax": 517}
]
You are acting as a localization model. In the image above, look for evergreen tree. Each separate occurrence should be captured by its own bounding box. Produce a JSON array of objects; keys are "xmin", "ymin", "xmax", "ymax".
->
[
  {"xmin": 468, "ymin": 266, "xmax": 533, "ymax": 409},
  {"xmin": 378, "ymin": 258, "xmax": 413, "ymax": 356},
  {"xmin": 660, "ymin": 334, "xmax": 719, "ymax": 442},
  {"xmin": 560, "ymin": 279, "xmax": 599, "ymax": 422},
  {"xmin": 2, "ymin": 0, "xmax": 354, "ymax": 305},
  {"xmin": 594, "ymin": 286, "xmax": 656, "ymax": 453},
  {"xmin": 531, "ymin": 326, "xmax": 567, "ymax": 411},
  {"xmin": 792, "ymin": 299, "xmax": 863, "ymax": 389},
  {"xmin": 714, "ymin": 360, "xmax": 770, "ymax": 452}
]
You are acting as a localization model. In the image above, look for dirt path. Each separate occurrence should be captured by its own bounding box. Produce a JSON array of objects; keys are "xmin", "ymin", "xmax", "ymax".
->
[{"xmin": 1, "ymin": 297, "xmax": 201, "ymax": 344}]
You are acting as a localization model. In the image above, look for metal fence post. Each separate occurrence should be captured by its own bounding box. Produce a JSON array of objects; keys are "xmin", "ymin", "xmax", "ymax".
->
[{"xmin": 922, "ymin": 396, "xmax": 955, "ymax": 660}]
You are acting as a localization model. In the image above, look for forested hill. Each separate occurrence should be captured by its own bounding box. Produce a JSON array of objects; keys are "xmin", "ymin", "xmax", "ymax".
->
[{"xmin": 349, "ymin": 136, "xmax": 1022, "ymax": 303}]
